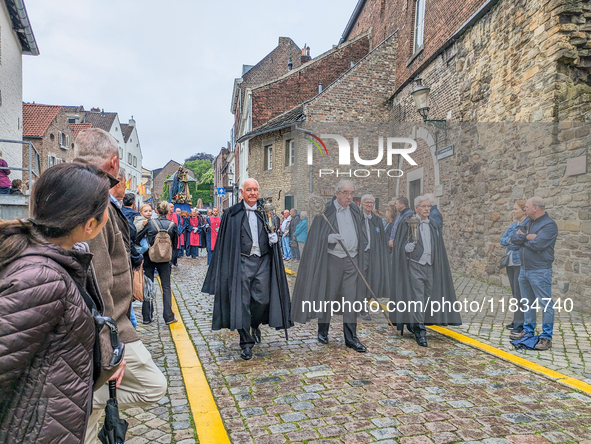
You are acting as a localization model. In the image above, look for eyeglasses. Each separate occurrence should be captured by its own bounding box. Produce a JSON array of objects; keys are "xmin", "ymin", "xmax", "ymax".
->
[
  {"xmin": 338, "ymin": 191, "xmax": 354, "ymax": 197},
  {"xmin": 417, "ymin": 205, "xmax": 431, "ymax": 209}
]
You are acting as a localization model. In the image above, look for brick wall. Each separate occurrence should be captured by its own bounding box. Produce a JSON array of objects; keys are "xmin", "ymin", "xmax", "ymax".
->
[
  {"xmin": 242, "ymin": 37, "xmax": 303, "ymax": 87},
  {"xmin": 251, "ymin": 34, "xmax": 371, "ymax": 129}
]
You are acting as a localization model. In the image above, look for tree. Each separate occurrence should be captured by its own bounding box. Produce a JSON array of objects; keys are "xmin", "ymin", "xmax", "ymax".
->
[
  {"xmin": 184, "ymin": 159, "xmax": 211, "ymax": 182},
  {"xmin": 200, "ymin": 168, "xmax": 214, "ymax": 185},
  {"xmin": 185, "ymin": 152, "xmax": 214, "ymax": 162},
  {"xmin": 161, "ymin": 174, "xmax": 172, "ymax": 202}
]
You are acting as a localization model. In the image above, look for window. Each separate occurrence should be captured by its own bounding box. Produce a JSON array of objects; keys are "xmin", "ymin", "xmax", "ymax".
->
[
  {"xmin": 128, "ymin": 153, "xmax": 132, "ymax": 164},
  {"xmin": 285, "ymin": 139, "xmax": 295, "ymax": 167},
  {"xmin": 119, "ymin": 148, "xmax": 123, "ymax": 159},
  {"xmin": 414, "ymin": 0, "xmax": 425, "ymax": 53},
  {"xmin": 48, "ymin": 155, "xmax": 55, "ymax": 168},
  {"xmin": 264, "ymin": 145, "xmax": 273, "ymax": 170},
  {"xmin": 58, "ymin": 132, "xmax": 65, "ymax": 148},
  {"xmin": 133, "ymin": 156, "xmax": 137, "ymax": 167},
  {"xmin": 409, "ymin": 179, "xmax": 421, "ymax": 207}
]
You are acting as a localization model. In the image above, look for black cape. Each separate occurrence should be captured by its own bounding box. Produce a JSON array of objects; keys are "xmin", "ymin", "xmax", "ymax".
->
[
  {"xmin": 202, "ymin": 200, "xmax": 292, "ymax": 333},
  {"xmin": 362, "ymin": 212, "xmax": 391, "ymax": 301},
  {"xmin": 389, "ymin": 215, "xmax": 462, "ymax": 328},
  {"xmin": 291, "ymin": 197, "xmax": 368, "ymax": 324}
]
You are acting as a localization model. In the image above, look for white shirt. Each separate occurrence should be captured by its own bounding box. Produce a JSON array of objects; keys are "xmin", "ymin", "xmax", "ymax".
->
[
  {"xmin": 418, "ymin": 218, "xmax": 432, "ymax": 265},
  {"xmin": 330, "ymin": 200, "xmax": 358, "ymax": 258},
  {"xmin": 244, "ymin": 201, "xmax": 261, "ymax": 257}
]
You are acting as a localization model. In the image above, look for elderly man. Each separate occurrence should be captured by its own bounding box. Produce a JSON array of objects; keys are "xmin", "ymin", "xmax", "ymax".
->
[
  {"xmin": 202, "ymin": 178, "xmax": 291, "ymax": 360},
  {"xmin": 390, "ymin": 195, "xmax": 460, "ymax": 346},
  {"xmin": 388, "ymin": 197, "xmax": 414, "ymax": 249},
  {"xmin": 510, "ymin": 197, "xmax": 558, "ymax": 351},
  {"xmin": 74, "ymin": 128, "xmax": 166, "ymax": 443},
  {"xmin": 359, "ymin": 194, "xmax": 390, "ymax": 320},
  {"xmin": 292, "ymin": 180, "xmax": 369, "ymax": 352}
]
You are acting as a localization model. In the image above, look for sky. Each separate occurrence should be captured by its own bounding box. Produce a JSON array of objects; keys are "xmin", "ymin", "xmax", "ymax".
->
[{"xmin": 22, "ymin": 0, "xmax": 359, "ymax": 170}]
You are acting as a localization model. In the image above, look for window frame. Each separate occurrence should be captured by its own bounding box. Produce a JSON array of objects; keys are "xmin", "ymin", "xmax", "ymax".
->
[
  {"xmin": 284, "ymin": 139, "xmax": 295, "ymax": 167},
  {"xmin": 264, "ymin": 144, "xmax": 273, "ymax": 170},
  {"xmin": 413, "ymin": 0, "xmax": 426, "ymax": 55}
]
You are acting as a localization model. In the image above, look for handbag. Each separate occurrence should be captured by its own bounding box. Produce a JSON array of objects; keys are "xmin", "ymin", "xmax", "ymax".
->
[
  {"xmin": 499, "ymin": 252, "xmax": 511, "ymax": 269},
  {"xmin": 133, "ymin": 264, "xmax": 145, "ymax": 302}
]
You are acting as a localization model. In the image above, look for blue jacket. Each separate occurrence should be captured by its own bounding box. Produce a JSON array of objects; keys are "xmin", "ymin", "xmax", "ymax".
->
[
  {"xmin": 429, "ymin": 205, "xmax": 443, "ymax": 229},
  {"xmin": 500, "ymin": 218, "xmax": 529, "ymax": 265},
  {"xmin": 510, "ymin": 213, "xmax": 558, "ymax": 270},
  {"xmin": 293, "ymin": 218, "xmax": 308, "ymax": 243}
]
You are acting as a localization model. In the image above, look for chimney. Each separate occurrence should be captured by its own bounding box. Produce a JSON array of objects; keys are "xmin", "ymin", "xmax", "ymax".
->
[
  {"xmin": 90, "ymin": 107, "xmax": 100, "ymax": 112},
  {"xmin": 129, "ymin": 116, "xmax": 136, "ymax": 127},
  {"xmin": 318, "ymin": 83, "xmax": 323, "ymax": 93},
  {"xmin": 300, "ymin": 44, "xmax": 311, "ymax": 64},
  {"xmin": 288, "ymin": 57, "xmax": 293, "ymax": 71}
]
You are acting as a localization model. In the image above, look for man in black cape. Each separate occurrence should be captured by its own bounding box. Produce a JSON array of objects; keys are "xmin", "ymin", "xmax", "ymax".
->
[
  {"xmin": 291, "ymin": 180, "xmax": 369, "ymax": 352},
  {"xmin": 202, "ymin": 178, "xmax": 292, "ymax": 360},
  {"xmin": 390, "ymin": 195, "xmax": 461, "ymax": 346},
  {"xmin": 359, "ymin": 194, "xmax": 390, "ymax": 320}
]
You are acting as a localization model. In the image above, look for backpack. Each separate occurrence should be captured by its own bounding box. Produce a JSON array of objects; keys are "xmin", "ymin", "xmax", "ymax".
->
[{"xmin": 148, "ymin": 219, "xmax": 174, "ymax": 263}]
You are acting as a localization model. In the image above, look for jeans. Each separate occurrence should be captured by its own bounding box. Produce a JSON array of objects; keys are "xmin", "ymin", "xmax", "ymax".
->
[
  {"xmin": 520, "ymin": 268, "xmax": 554, "ymax": 340},
  {"xmin": 506, "ymin": 265, "xmax": 524, "ymax": 330},
  {"xmin": 143, "ymin": 254, "xmax": 174, "ymax": 323},
  {"xmin": 282, "ymin": 235, "xmax": 291, "ymax": 259},
  {"xmin": 0, "ymin": 187, "xmax": 9, "ymax": 194}
]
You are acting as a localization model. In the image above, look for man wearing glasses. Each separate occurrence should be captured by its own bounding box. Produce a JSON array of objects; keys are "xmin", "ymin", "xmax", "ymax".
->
[
  {"xmin": 390, "ymin": 195, "xmax": 461, "ymax": 346},
  {"xmin": 291, "ymin": 180, "xmax": 369, "ymax": 352}
]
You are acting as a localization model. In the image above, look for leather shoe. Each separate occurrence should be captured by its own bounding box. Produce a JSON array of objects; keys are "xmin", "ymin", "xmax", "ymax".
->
[
  {"xmin": 240, "ymin": 347, "xmax": 253, "ymax": 360},
  {"xmin": 345, "ymin": 340, "xmax": 367, "ymax": 353},
  {"xmin": 510, "ymin": 330, "xmax": 526, "ymax": 340},
  {"xmin": 252, "ymin": 327, "xmax": 261, "ymax": 344},
  {"xmin": 415, "ymin": 331, "xmax": 428, "ymax": 347},
  {"xmin": 534, "ymin": 338, "xmax": 552, "ymax": 350},
  {"xmin": 317, "ymin": 333, "xmax": 328, "ymax": 344},
  {"xmin": 505, "ymin": 322, "xmax": 515, "ymax": 330}
]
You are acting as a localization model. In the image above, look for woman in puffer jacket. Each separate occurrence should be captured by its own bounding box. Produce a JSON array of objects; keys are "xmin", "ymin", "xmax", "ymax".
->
[{"xmin": 0, "ymin": 163, "xmax": 122, "ymax": 443}]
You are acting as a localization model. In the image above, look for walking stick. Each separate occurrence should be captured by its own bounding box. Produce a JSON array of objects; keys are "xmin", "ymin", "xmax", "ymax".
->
[
  {"xmin": 308, "ymin": 194, "xmax": 396, "ymax": 330},
  {"xmin": 257, "ymin": 201, "xmax": 289, "ymax": 341}
]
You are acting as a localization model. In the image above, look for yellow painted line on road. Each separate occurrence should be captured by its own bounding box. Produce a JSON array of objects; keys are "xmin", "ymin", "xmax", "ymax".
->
[
  {"xmin": 157, "ymin": 277, "xmax": 231, "ymax": 444},
  {"xmin": 429, "ymin": 325, "xmax": 591, "ymax": 395}
]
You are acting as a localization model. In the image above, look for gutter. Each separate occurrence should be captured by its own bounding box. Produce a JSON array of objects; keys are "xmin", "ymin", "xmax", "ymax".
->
[
  {"xmin": 12, "ymin": 0, "xmax": 39, "ymax": 55},
  {"xmin": 339, "ymin": 0, "xmax": 367, "ymax": 45},
  {"xmin": 391, "ymin": 0, "xmax": 499, "ymax": 98},
  {"xmin": 236, "ymin": 119, "xmax": 302, "ymax": 144}
]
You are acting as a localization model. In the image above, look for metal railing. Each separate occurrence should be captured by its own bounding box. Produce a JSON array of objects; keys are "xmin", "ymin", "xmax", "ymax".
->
[{"xmin": 0, "ymin": 139, "xmax": 41, "ymax": 188}]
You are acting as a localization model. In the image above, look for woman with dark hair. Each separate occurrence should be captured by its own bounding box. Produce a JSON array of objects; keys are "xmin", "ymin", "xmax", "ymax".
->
[{"xmin": 0, "ymin": 163, "xmax": 124, "ymax": 444}]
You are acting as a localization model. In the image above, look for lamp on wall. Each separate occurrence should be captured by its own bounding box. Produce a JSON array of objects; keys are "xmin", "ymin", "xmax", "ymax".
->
[{"xmin": 410, "ymin": 76, "xmax": 447, "ymax": 150}]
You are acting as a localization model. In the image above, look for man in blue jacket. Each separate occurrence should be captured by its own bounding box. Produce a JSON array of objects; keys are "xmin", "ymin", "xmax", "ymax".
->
[{"xmin": 510, "ymin": 197, "xmax": 558, "ymax": 350}]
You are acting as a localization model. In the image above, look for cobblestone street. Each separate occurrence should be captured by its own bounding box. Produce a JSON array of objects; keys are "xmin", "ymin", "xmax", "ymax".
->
[{"xmin": 154, "ymin": 257, "xmax": 591, "ymax": 444}]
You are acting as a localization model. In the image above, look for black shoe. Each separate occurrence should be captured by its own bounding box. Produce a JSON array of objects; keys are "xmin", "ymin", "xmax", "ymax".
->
[
  {"xmin": 317, "ymin": 333, "xmax": 328, "ymax": 344},
  {"xmin": 345, "ymin": 340, "xmax": 367, "ymax": 353},
  {"xmin": 359, "ymin": 312, "xmax": 372, "ymax": 321},
  {"xmin": 506, "ymin": 322, "xmax": 515, "ymax": 330},
  {"xmin": 415, "ymin": 331, "xmax": 428, "ymax": 347},
  {"xmin": 165, "ymin": 318, "xmax": 178, "ymax": 325},
  {"xmin": 252, "ymin": 327, "xmax": 261, "ymax": 344},
  {"xmin": 142, "ymin": 320, "xmax": 151, "ymax": 324},
  {"xmin": 240, "ymin": 347, "xmax": 253, "ymax": 360}
]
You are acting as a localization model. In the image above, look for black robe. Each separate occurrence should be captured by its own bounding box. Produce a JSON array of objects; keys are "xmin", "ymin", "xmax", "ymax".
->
[
  {"xmin": 291, "ymin": 197, "xmax": 368, "ymax": 324},
  {"xmin": 202, "ymin": 200, "xmax": 292, "ymax": 332},
  {"xmin": 390, "ymin": 215, "xmax": 462, "ymax": 328},
  {"xmin": 362, "ymin": 212, "xmax": 391, "ymax": 301}
]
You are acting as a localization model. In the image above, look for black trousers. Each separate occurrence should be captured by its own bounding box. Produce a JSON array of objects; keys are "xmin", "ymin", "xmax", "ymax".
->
[
  {"xmin": 408, "ymin": 261, "xmax": 433, "ymax": 333},
  {"xmin": 506, "ymin": 265, "xmax": 524, "ymax": 329},
  {"xmin": 142, "ymin": 254, "xmax": 174, "ymax": 323},
  {"xmin": 238, "ymin": 253, "xmax": 271, "ymax": 349},
  {"xmin": 318, "ymin": 254, "xmax": 359, "ymax": 344}
]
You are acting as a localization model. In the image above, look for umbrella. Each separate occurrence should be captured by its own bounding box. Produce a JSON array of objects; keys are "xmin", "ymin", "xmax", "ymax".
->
[{"xmin": 98, "ymin": 380, "xmax": 128, "ymax": 444}]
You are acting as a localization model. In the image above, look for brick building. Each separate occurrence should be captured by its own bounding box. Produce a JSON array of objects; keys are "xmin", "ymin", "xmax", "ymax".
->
[
  {"xmin": 22, "ymin": 103, "xmax": 77, "ymax": 190},
  {"xmin": 213, "ymin": 148, "xmax": 229, "ymax": 209},
  {"xmin": 238, "ymin": 0, "xmax": 591, "ymax": 302}
]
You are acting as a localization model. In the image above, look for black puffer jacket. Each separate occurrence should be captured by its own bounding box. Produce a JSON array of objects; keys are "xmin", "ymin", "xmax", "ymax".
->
[{"xmin": 0, "ymin": 242, "xmax": 96, "ymax": 444}]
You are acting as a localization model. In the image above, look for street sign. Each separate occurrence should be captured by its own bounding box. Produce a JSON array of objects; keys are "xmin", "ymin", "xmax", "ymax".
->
[
  {"xmin": 217, "ymin": 187, "xmax": 226, "ymax": 195},
  {"xmin": 436, "ymin": 144, "xmax": 454, "ymax": 160}
]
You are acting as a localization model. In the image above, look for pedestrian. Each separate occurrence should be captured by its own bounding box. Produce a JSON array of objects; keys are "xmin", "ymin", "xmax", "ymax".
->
[
  {"xmin": 288, "ymin": 208, "xmax": 300, "ymax": 261},
  {"xmin": 186, "ymin": 209, "xmax": 203, "ymax": 258},
  {"xmin": 209, "ymin": 207, "xmax": 221, "ymax": 253},
  {"xmin": 204, "ymin": 208, "xmax": 213, "ymax": 264},
  {"xmin": 384, "ymin": 201, "xmax": 397, "ymax": 255},
  {"xmin": 167, "ymin": 203, "xmax": 183, "ymax": 266},
  {"xmin": 424, "ymin": 193, "xmax": 443, "ymax": 229},
  {"xmin": 291, "ymin": 180, "xmax": 369, "ymax": 353},
  {"xmin": 388, "ymin": 197, "xmax": 413, "ymax": 251},
  {"xmin": 180, "ymin": 210, "xmax": 191, "ymax": 257},
  {"xmin": 0, "ymin": 155, "xmax": 11, "ymax": 194},
  {"xmin": 510, "ymin": 197, "xmax": 558, "ymax": 350},
  {"xmin": 359, "ymin": 194, "xmax": 390, "ymax": 321},
  {"xmin": 500, "ymin": 200, "xmax": 529, "ymax": 335},
  {"xmin": 9, "ymin": 179, "xmax": 23, "ymax": 195},
  {"xmin": 202, "ymin": 178, "xmax": 291, "ymax": 360},
  {"xmin": 139, "ymin": 201, "xmax": 178, "ymax": 325},
  {"xmin": 280, "ymin": 209, "xmax": 291, "ymax": 261},
  {"xmin": 74, "ymin": 128, "xmax": 167, "ymax": 444},
  {"xmin": 0, "ymin": 163, "xmax": 125, "ymax": 444},
  {"xmin": 120, "ymin": 191, "xmax": 143, "ymax": 269},
  {"xmin": 293, "ymin": 210, "xmax": 308, "ymax": 258},
  {"xmin": 133, "ymin": 204, "xmax": 153, "ymax": 254},
  {"xmin": 390, "ymin": 195, "xmax": 461, "ymax": 346}
]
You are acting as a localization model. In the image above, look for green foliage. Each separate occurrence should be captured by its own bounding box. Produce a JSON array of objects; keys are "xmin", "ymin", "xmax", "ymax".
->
[
  {"xmin": 161, "ymin": 174, "xmax": 172, "ymax": 201},
  {"xmin": 200, "ymin": 168, "xmax": 214, "ymax": 186},
  {"xmin": 184, "ymin": 159, "xmax": 212, "ymax": 182}
]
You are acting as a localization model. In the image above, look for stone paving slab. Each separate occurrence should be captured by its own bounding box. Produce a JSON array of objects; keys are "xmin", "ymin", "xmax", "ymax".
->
[
  {"xmin": 171, "ymin": 257, "xmax": 591, "ymax": 444},
  {"xmin": 112, "ymin": 290, "xmax": 197, "ymax": 444}
]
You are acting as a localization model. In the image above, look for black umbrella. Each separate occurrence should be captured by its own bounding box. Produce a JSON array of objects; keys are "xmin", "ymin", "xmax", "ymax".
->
[{"xmin": 98, "ymin": 380, "xmax": 128, "ymax": 444}]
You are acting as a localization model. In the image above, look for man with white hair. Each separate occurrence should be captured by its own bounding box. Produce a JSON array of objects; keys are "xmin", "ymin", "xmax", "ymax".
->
[
  {"xmin": 74, "ymin": 128, "xmax": 167, "ymax": 443},
  {"xmin": 291, "ymin": 180, "xmax": 369, "ymax": 353},
  {"xmin": 359, "ymin": 194, "xmax": 390, "ymax": 320},
  {"xmin": 510, "ymin": 196, "xmax": 558, "ymax": 350},
  {"xmin": 390, "ymin": 195, "xmax": 461, "ymax": 347},
  {"xmin": 202, "ymin": 178, "xmax": 291, "ymax": 360}
]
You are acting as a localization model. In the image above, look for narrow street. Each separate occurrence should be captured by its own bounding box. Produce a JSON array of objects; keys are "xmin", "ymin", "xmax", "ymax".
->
[{"xmin": 127, "ymin": 257, "xmax": 591, "ymax": 444}]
